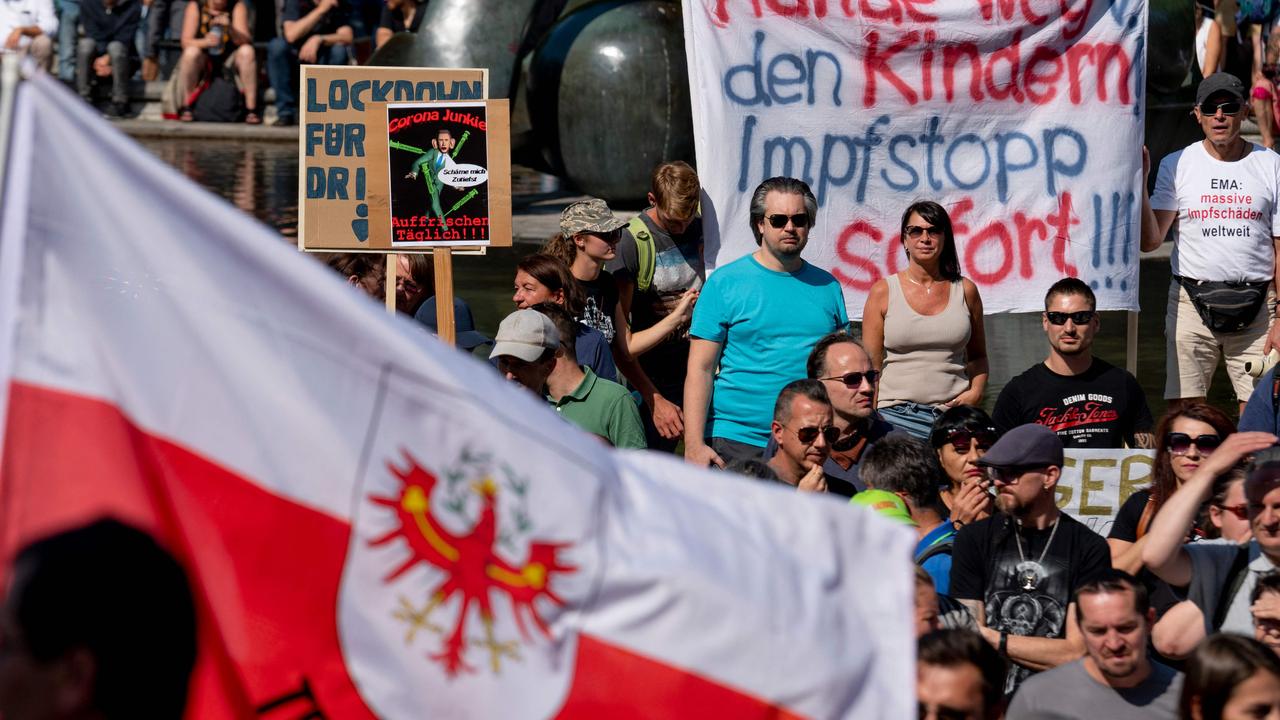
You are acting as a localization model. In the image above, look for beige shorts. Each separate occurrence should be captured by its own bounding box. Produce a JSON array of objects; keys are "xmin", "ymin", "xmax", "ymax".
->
[{"xmin": 1165, "ymin": 279, "xmax": 1273, "ymax": 401}]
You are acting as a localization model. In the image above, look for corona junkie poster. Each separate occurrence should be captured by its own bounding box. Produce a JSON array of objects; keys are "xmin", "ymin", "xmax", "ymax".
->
[{"xmin": 386, "ymin": 102, "xmax": 492, "ymax": 247}]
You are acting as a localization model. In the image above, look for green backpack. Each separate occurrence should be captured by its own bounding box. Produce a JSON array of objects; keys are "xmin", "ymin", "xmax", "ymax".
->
[{"xmin": 626, "ymin": 216, "xmax": 657, "ymax": 293}]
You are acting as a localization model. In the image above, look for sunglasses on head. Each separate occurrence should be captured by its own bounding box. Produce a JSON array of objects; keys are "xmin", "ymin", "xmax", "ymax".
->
[
  {"xmin": 765, "ymin": 213, "xmax": 810, "ymax": 229},
  {"xmin": 787, "ymin": 424, "xmax": 840, "ymax": 444},
  {"xmin": 820, "ymin": 370, "xmax": 880, "ymax": 388},
  {"xmin": 904, "ymin": 225, "xmax": 944, "ymax": 239},
  {"xmin": 1165, "ymin": 432, "xmax": 1222, "ymax": 456},
  {"xmin": 1045, "ymin": 310, "xmax": 1096, "ymax": 325},
  {"xmin": 1199, "ymin": 100, "xmax": 1243, "ymax": 115},
  {"xmin": 941, "ymin": 428, "xmax": 997, "ymax": 453}
]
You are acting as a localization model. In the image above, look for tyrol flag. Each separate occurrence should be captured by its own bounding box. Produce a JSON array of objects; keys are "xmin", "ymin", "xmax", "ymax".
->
[{"xmin": 0, "ymin": 70, "xmax": 914, "ymax": 718}]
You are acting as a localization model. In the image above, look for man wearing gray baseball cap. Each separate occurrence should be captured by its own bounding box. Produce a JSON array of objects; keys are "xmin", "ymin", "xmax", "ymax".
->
[
  {"xmin": 949, "ymin": 424, "xmax": 1111, "ymax": 696},
  {"xmin": 1143, "ymin": 428, "xmax": 1280, "ymax": 646},
  {"xmin": 489, "ymin": 308, "xmax": 560, "ymax": 393},
  {"xmin": 1141, "ymin": 71, "xmax": 1280, "ymax": 415}
]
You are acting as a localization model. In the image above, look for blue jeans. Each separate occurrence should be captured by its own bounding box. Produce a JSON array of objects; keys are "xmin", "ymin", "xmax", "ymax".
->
[
  {"xmin": 55, "ymin": 0, "xmax": 79, "ymax": 82},
  {"xmin": 266, "ymin": 37, "xmax": 350, "ymax": 119},
  {"xmin": 878, "ymin": 402, "xmax": 942, "ymax": 441}
]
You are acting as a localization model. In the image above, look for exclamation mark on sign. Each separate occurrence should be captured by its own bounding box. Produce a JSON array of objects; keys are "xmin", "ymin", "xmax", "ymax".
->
[{"xmin": 1090, "ymin": 191, "xmax": 1135, "ymax": 291}]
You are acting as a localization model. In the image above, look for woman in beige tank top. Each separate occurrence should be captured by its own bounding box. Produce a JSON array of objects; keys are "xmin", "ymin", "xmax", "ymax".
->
[{"xmin": 862, "ymin": 201, "xmax": 989, "ymax": 439}]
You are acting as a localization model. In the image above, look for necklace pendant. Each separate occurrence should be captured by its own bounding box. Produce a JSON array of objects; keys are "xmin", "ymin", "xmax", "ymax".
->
[{"xmin": 1021, "ymin": 574, "xmax": 1037, "ymax": 592}]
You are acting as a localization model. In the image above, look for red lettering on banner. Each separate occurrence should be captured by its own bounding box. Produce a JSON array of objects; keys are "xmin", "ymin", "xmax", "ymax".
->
[
  {"xmin": 709, "ymin": 0, "xmax": 934, "ymax": 23},
  {"xmin": 1046, "ymin": 191, "xmax": 1080, "ymax": 276},
  {"xmin": 833, "ymin": 220, "xmax": 885, "ymax": 291},
  {"xmin": 965, "ymin": 221, "xmax": 1015, "ymax": 284},
  {"xmin": 853, "ymin": 0, "xmax": 936, "ymax": 24},
  {"xmin": 1059, "ymin": 0, "xmax": 1092, "ymax": 39},
  {"xmin": 1014, "ymin": 212, "xmax": 1046, "ymax": 279},
  {"xmin": 830, "ymin": 195, "xmax": 1081, "ymax": 293},
  {"xmin": 864, "ymin": 31, "xmax": 921, "ymax": 105},
  {"xmin": 1024, "ymin": 46, "xmax": 1063, "ymax": 104},
  {"xmin": 943, "ymin": 42, "xmax": 984, "ymax": 102},
  {"xmin": 765, "ymin": 0, "xmax": 810, "ymax": 16},
  {"xmin": 975, "ymin": 0, "xmax": 1090, "ymax": 39},
  {"xmin": 983, "ymin": 31, "xmax": 1024, "ymax": 102},
  {"xmin": 950, "ymin": 197, "xmax": 975, "ymax": 236}
]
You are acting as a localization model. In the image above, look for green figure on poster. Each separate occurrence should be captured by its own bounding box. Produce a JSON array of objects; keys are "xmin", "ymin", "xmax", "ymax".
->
[{"xmin": 402, "ymin": 128, "xmax": 470, "ymax": 223}]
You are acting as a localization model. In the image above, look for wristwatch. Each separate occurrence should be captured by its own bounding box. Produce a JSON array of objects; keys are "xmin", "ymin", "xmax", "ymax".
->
[{"xmin": 999, "ymin": 631, "xmax": 1009, "ymax": 656}]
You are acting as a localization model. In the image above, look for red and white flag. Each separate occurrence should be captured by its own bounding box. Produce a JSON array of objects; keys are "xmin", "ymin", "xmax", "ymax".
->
[{"xmin": 0, "ymin": 71, "xmax": 914, "ymax": 718}]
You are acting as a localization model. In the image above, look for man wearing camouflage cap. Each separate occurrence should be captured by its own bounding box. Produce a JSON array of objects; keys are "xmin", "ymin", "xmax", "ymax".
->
[
  {"xmin": 553, "ymin": 198, "xmax": 686, "ymax": 449},
  {"xmin": 683, "ymin": 176, "xmax": 849, "ymax": 468}
]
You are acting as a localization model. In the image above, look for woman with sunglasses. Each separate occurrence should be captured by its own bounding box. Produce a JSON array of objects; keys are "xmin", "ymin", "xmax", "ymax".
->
[
  {"xmin": 1109, "ymin": 403, "xmax": 1236, "ymax": 575},
  {"xmin": 1179, "ymin": 634, "xmax": 1280, "ymax": 720},
  {"xmin": 929, "ymin": 406, "xmax": 997, "ymax": 528},
  {"xmin": 543, "ymin": 199, "xmax": 689, "ymax": 442},
  {"xmin": 862, "ymin": 201, "xmax": 988, "ymax": 440}
]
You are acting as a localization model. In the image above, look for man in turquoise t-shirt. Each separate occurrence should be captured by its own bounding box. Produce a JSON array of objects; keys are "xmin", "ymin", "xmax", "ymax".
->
[{"xmin": 684, "ymin": 176, "xmax": 849, "ymax": 467}]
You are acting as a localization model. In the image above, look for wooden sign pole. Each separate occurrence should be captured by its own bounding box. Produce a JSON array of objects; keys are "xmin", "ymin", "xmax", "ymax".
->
[
  {"xmin": 385, "ymin": 253, "xmax": 396, "ymax": 312},
  {"xmin": 433, "ymin": 249, "xmax": 456, "ymax": 345}
]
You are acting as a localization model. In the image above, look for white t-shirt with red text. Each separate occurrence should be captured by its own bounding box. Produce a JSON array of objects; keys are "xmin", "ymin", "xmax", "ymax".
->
[{"xmin": 1152, "ymin": 141, "xmax": 1280, "ymax": 282}]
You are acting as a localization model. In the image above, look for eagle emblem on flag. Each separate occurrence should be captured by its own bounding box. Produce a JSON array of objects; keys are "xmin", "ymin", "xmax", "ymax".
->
[{"xmin": 367, "ymin": 449, "xmax": 577, "ymax": 677}]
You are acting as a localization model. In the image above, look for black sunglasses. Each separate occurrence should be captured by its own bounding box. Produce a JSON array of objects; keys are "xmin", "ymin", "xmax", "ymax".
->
[
  {"xmin": 765, "ymin": 213, "xmax": 810, "ymax": 229},
  {"xmin": 940, "ymin": 428, "xmax": 997, "ymax": 453},
  {"xmin": 787, "ymin": 424, "xmax": 840, "ymax": 444},
  {"xmin": 904, "ymin": 225, "xmax": 943, "ymax": 239},
  {"xmin": 1165, "ymin": 432, "xmax": 1222, "ymax": 456},
  {"xmin": 1045, "ymin": 310, "xmax": 1096, "ymax": 325},
  {"xmin": 984, "ymin": 464, "xmax": 1048, "ymax": 484},
  {"xmin": 1199, "ymin": 100, "xmax": 1243, "ymax": 116},
  {"xmin": 820, "ymin": 370, "xmax": 880, "ymax": 387}
]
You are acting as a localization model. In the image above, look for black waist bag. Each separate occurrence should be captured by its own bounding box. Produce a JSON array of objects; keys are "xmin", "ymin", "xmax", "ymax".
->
[{"xmin": 1177, "ymin": 276, "xmax": 1270, "ymax": 333}]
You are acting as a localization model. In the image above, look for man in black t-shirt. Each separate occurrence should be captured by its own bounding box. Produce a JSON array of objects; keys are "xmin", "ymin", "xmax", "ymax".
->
[
  {"xmin": 265, "ymin": 0, "xmax": 353, "ymax": 126},
  {"xmin": 950, "ymin": 423, "xmax": 1112, "ymax": 696},
  {"xmin": 993, "ymin": 278, "xmax": 1154, "ymax": 449}
]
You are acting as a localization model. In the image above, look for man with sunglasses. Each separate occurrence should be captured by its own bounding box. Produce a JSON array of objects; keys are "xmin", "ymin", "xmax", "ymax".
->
[
  {"xmin": 685, "ymin": 177, "xmax": 848, "ymax": 468},
  {"xmin": 760, "ymin": 332, "xmax": 894, "ymax": 496},
  {"xmin": 1142, "ymin": 72, "xmax": 1280, "ymax": 414},
  {"xmin": 765, "ymin": 380, "xmax": 837, "ymax": 491},
  {"xmin": 950, "ymin": 424, "xmax": 1111, "ymax": 696},
  {"xmin": 993, "ymin": 278, "xmax": 1153, "ymax": 449}
]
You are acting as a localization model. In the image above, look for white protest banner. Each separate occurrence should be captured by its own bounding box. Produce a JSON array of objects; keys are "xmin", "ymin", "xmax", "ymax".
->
[
  {"xmin": 682, "ymin": 0, "xmax": 1146, "ymax": 319},
  {"xmin": 1057, "ymin": 449, "xmax": 1155, "ymax": 536}
]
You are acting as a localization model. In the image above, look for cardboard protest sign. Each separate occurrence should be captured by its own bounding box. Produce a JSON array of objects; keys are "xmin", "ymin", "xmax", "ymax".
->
[
  {"xmin": 298, "ymin": 66, "xmax": 511, "ymax": 251},
  {"xmin": 682, "ymin": 0, "xmax": 1146, "ymax": 319},
  {"xmin": 1056, "ymin": 449, "xmax": 1155, "ymax": 536}
]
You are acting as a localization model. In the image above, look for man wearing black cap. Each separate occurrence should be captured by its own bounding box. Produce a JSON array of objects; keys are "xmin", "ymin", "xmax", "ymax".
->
[
  {"xmin": 1141, "ymin": 71, "xmax": 1280, "ymax": 414},
  {"xmin": 950, "ymin": 423, "xmax": 1111, "ymax": 696},
  {"xmin": 1143, "ymin": 429, "xmax": 1280, "ymax": 642}
]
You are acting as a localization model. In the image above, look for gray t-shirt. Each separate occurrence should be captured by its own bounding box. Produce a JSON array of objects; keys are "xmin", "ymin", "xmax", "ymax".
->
[
  {"xmin": 1006, "ymin": 659, "xmax": 1182, "ymax": 720},
  {"xmin": 1186, "ymin": 540, "xmax": 1276, "ymax": 634}
]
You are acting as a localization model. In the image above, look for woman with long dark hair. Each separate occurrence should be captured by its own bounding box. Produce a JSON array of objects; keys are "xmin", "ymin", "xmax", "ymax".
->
[
  {"xmin": 862, "ymin": 200, "xmax": 988, "ymax": 439},
  {"xmin": 1109, "ymin": 402, "xmax": 1236, "ymax": 574},
  {"xmin": 1180, "ymin": 634, "xmax": 1280, "ymax": 719}
]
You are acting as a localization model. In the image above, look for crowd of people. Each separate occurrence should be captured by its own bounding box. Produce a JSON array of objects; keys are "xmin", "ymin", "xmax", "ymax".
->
[
  {"xmin": 0, "ymin": 0, "xmax": 419, "ymax": 120},
  {"xmin": 324, "ymin": 67, "xmax": 1280, "ymax": 717}
]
